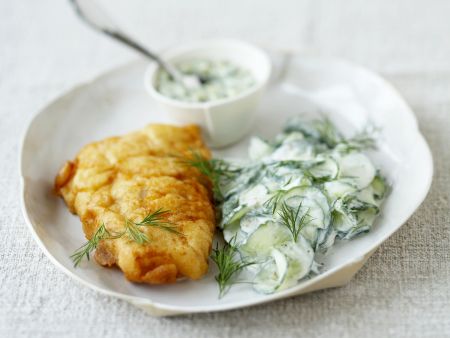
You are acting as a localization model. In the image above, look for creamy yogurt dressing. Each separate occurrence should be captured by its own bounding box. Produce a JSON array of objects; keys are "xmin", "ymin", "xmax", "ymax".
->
[{"xmin": 155, "ymin": 59, "xmax": 255, "ymax": 103}]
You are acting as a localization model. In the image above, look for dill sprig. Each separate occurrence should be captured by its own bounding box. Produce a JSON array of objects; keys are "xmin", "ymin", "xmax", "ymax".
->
[
  {"xmin": 182, "ymin": 151, "xmax": 232, "ymax": 201},
  {"xmin": 124, "ymin": 208, "xmax": 182, "ymax": 244},
  {"xmin": 71, "ymin": 209, "xmax": 181, "ymax": 267},
  {"xmin": 277, "ymin": 202, "xmax": 312, "ymax": 242},
  {"xmin": 122, "ymin": 208, "xmax": 181, "ymax": 244},
  {"xmin": 134, "ymin": 208, "xmax": 182, "ymax": 235},
  {"xmin": 211, "ymin": 240, "xmax": 254, "ymax": 298},
  {"xmin": 263, "ymin": 190, "xmax": 285, "ymax": 214},
  {"xmin": 124, "ymin": 219, "xmax": 150, "ymax": 244},
  {"xmin": 70, "ymin": 223, "xmax": 110, "ymax": 267}
]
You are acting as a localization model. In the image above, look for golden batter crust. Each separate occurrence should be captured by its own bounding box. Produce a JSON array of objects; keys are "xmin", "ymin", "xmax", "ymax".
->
[{"xmin": 55, "ymin": 124, "xmax": 215, "ymax": 284}]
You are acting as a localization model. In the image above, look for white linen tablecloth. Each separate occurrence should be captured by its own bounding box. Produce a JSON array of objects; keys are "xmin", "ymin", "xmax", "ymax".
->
[{"xmin": 1, "ymin": 0, "xmax": 449, "ymax": 337}]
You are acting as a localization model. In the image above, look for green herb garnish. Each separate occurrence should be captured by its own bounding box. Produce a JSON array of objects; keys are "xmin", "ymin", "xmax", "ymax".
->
[
  {"xmin": 211, "ymin": 240, "xmax": 254, "ymax": 298},
  {"xmin": 263, "ymin": 190, "xmax": 285, "ymax": 214},
  {"xmin": 183, "ymin": 151, "xmax": 233, "ymax": 201},
  {"xmin": 277, "ymin": 202, "xmax": 312, "ymax": 242},
  {"xmin": 70, "ymin": 223, "xmax": 110, "ymax": 267},
  {"xmin": 71, "ymin": 209, "xmax": 180, "ymax": 267},
  {"xmin": 133, "ymin": 208, "xmax": 182, "ymax": 235},
  {"xmin": 124, "ymin": 219, "xmax": 150, "ymax": 244}
]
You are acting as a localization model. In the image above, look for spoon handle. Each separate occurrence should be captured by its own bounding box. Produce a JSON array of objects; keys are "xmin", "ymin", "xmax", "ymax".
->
[
  {"xmin": 103, "ymin": 30, "xmax": 163, "ymax": 64},
  {"xmin": 69, "ymin": 0, "xmax": 181, "ymax": 81}
]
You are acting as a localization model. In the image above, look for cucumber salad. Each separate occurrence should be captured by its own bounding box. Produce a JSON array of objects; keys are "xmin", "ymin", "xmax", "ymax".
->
[{"xmin": 212, "ymin": 117, "xmax": 388, "ymax": 295}]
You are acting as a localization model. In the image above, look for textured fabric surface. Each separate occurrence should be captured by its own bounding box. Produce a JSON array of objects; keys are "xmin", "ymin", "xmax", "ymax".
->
[{"xmin": 1, "ymin": 1, "xmax": 449, "ymax": 337}]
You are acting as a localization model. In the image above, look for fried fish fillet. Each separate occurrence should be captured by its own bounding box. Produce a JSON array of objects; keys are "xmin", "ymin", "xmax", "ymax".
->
[{"xmin": 55, "ymin": 124, "xmax": 215, "ymax": 284}]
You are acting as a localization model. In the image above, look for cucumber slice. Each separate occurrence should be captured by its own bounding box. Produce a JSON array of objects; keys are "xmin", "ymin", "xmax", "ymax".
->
[
  {"xmin": 249, "ymin": 137, "xmax": 273, "ymax": 160},
  {"xmin": 261, "ymin": 172, "xmax": 288, "ymax": 191},
  {"xmin": 280, "ymin": 131, "xmax": 306, "ymax": 143},
  {"xmin": 221, "ymin": 184, "xmax": 269, "ymax": 227},
  {"xmin": 299, "ymin": 223, "xmax": 322, "ymax": 246},
  {"xmin": 357, "ymin": 173, "xmax": 388, "ymax": 207},
  {"xmin": 282, "ymin": 175, "xmax": 312, "ymax": 190},
  {"xmin": 268, "ymin": 140, "xmax": 315, "ymax": 162},
  {"xmin": 323, "ymin": 180, "xmax": 357, "ymax": 202},
  {"xmin": 239, "ymin": 184, "xmax": 270, "ymax": 208},
  {"xmin": 240, "ymin": 213, "xmax": 271, "ymax": 235},
  {"xmin": 345, "ymin": 206, "xmax": 379, "ymax": 238},
  {"xmin": 222, "ymin": 222, "xmax": 248, "ymax": 246},
  {"xmin": 308, "ymin": 156, "xmax": 339, "ymax": 181},
  {"xmin": 221, "ymin": 203, "xmax": 251, "ymax": 228},
  {"xmin": 277, "ymin": 237, "xmax": 314, "ymax": 290},
  {"xmin": 280, "ymin": 186, "xmax": 330, "ymax": 230},
  {"xmin": 240, "ymin": 222, "xmax": 291, "ymax": 257},
  {"xmin": 338, "ymin": 153, "xmax": 376, "ymax": 189},
  {"xmin": 371, "ymin": 174, "xmax": 388, "ymax": 201},
  {"xmin": 331, "ymin": 209, "xmax": 356, "ymax": 233},
  {"xmin": 332, "ymin": 195, "xmax": 379, "ymax": 235},
  {"xmin": 284, "ymin": 117, "xmax": 321, "ymax": 140},
  {"xmin": 272, "ymin": 186, "xmax": 330, "ymax": 247},
  {"xmin": 316, "ymin": 227, "xmax": 328, "ymax": 248},
  {"xmin": 253, "ymin": 249, "xmax": 288, "ymax": 294},
  {"xmin": 316, "ymin": 227, "xmax": 337, "ymax": 251},
  {"xmin": 220, "ymin": 195, "xmax": 239, "ymax": 222},
  {"xmin": 356, "ymin": 185, "xmax": 377, "ymax": 206},
  {"xmin": 263, "ymin": 164, "xmax": 311, "ymax": 191},
  {"xmin": 220, "ymin": 164, "xmax": 262, "ymax": 198}
]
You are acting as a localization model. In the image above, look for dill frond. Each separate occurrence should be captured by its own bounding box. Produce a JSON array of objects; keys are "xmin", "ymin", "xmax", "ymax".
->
[
  {"xmin": 134, "ymin": 208, "xmax": 182, "ymax": 235},
  {"xmin": 182, "ymin": 150, "xmax": 233, "ymax": 201},
  {"xmin": 211, "ymin": 240, "xmax": 254, "ymax": 298},
  {"xmin": 263, "ymin": 190, "xmax": 285, "ymax": 214},
  {"xmin": 124, "ymin": 219, "xmax": 150, "ymax": 244},
  {"xmin": 70, "ymin": 223, "xmax": 110, "ymax": 267},
  {"xmin": 71, "ymin": 209, "xmax": 181, "ymax": 267},
  {"xmin": 124, "ymin": 209, "xmax": 182, "ymax": 244},
  {"xmin": 277, "ymin": 202, "xmax": 311, "ymax": 242}
]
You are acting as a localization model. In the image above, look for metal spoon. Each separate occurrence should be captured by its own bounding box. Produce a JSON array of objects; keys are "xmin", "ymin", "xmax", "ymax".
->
[{"xmin": 69, "ymin": 0, "xmax": 202, "ymax": 89}]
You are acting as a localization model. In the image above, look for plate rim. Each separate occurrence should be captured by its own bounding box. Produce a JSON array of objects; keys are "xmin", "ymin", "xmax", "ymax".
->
[{"xmin": 19, "ymin": 55, "xmax": 434, "ymax": 315}]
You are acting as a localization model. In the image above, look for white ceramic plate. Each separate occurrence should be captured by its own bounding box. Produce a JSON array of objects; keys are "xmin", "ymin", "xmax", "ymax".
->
[{"xmin": 20, "ymin": 54, "xmax": 433, "ymax": 316}]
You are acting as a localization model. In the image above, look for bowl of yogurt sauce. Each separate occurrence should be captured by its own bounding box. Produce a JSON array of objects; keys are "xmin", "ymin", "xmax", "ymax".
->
[{"xmin": 145, "ymin": 39, "xmax": 272, "ymax": 147}]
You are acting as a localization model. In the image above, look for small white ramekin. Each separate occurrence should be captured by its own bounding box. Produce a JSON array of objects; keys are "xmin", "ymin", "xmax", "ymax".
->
[{"xmin": 144, "ymin": 39, "xmax": 272, "ymax": 148}]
